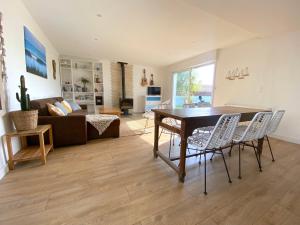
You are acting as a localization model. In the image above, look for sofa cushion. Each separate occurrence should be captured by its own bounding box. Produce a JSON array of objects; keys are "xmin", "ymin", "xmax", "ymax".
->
[
  {"xmin": 66, "ymin": 100, "xmax": 82, "ymax": 111},
  {"xmin": 54, "ymin": 102, "xmax": 69, "ymax": 115},
  {"xmin": 31, "ymin": 97, "xmax": 64, "ymax": 116},
  {"xmin": 61, "ymin": 100, "xmax": 72, "ymax": 113},
  {"xmin": 47, "ymin": 103, "xmax": 65, "ymax": 116}
]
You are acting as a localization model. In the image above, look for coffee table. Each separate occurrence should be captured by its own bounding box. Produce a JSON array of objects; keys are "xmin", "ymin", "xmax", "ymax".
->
[{"xmin": 99, "ymin": 107, "xmax": 121, "ymax": 117}]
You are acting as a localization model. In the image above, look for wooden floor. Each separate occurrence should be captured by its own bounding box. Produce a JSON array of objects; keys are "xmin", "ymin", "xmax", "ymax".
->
[{"xmin": 0, "ymin": 116, "xmax": 300, "ymax": 225}]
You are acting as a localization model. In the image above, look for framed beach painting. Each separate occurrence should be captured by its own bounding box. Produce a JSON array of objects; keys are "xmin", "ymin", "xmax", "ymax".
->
[{"xmin": 24, "ymin": 26, "xmax": 47, "ymax": 78}]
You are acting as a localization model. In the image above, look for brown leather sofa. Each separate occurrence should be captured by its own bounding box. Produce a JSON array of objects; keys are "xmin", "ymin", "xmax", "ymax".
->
[{"xmin": 29, "ymin": 97, "xmax": 120, "ymax": 147}]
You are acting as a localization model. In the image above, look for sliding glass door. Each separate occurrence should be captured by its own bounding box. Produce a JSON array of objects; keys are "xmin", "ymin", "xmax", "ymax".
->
[{"xmin": 173, "ymin": 64, "xmax": 215, "ymax": 108}]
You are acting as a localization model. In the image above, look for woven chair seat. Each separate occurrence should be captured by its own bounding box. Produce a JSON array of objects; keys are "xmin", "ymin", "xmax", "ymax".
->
[{"xmin": 188, "ymin": 132, "xmax": 211, "ymax": 149}]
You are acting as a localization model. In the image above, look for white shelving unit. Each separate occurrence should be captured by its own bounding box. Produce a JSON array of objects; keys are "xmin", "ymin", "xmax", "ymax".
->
[{"xmin": 59, "ymin": 57, "xmax": 104, "ymax": 113}]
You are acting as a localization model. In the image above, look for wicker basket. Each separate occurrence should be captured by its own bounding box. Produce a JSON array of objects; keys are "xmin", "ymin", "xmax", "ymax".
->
[{"xmin": 10, "ymin": 110, "xmax": 38, "ymax": 131}]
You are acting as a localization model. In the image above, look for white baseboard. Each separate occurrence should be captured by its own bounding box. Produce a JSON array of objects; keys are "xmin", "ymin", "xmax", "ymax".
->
[
  {"xmin": 0, "ymin": 163, "xmax": 9, "ymax": 180},
  {"xmin": 270, "ymin": 134, "xmax": 300, "ymax": 145}
]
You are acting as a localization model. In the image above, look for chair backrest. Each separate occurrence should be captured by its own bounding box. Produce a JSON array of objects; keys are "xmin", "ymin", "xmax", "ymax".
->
[
  {"xmin": 239, "ymin": 111, "xmax": 273, "ymax": 142},
  {"xmin": 159, "ymin": 99, "xmax": 171, "ymax": 109},
  {"xmin": 205, "ymin": 113, "xmax": 241, "ymax": 149},
  {"xmin": 158, "ymin": 99, "xmax": 178, "ymax": 127},
  {"xmin": 144, "ymin": 99, "xmax": 171, "ymax": 113},
  {"xmin": 266, "ymin": 110, "xmax": 285, "ymax": 135}
]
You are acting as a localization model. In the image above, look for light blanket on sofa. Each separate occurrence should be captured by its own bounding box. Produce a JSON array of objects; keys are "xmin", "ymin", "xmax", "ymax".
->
[{"xmin": 86, "ymin": 114, "xmax": 119, "ymax": 135}]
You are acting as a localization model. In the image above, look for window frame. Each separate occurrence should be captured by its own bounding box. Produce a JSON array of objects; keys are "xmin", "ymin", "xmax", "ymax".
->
[{"xmin": 172, "ymin": 62, "xmax": 216, "ymax": 108}]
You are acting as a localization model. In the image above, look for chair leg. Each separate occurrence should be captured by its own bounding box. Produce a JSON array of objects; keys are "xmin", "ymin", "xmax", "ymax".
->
[
  {"xmin": 238, "ymin": 143, "xmax": 242, "ymax": 179},
  {"xmin": 266, "ymin": 135, "xmax": 275, "ymax": 162},
  {"xmin": 158, "ymin": 129, "xmax": 163, "ymax": 140},
  {"xmin": 168, "ymin": 133, "xmax": 173, "ymax": 158},
  {"xmin": 187, "ymin": 147, "xmax": 191, "ymax": 155},
  {"xmin": 220, "ymin": 150, "xmax": 232, "ymax": 183},
  {"xmin": 253, "ymin": 147, "xmax": 263, "ymax": 172},
  {"xmin": 251, "ymin": 141, "xmax": 262, "ymax": 172},
  {"xmin": 229, "ymin": 142, "xmax": 234, "ymax": 157},
  {"xmin": 144, "ymin": 118, "xmax": 148, "ymax": 132},
  {"xmin": 172, "ymin": 134, "xmax": 175, "ymax": 146},
  {"xmin": 204, "ymin": 150, "xmax": 207, "ymax": 195},
  {"xmin": 199, "ymin": 151, "xmax": 202, "ymax": 165},
  {"xmin": 210, "ymin": 152, "xmax": 215, "ymax": 161}
]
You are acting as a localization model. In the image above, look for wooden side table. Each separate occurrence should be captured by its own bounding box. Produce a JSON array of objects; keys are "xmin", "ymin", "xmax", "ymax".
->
[{"xmin": 5, "ymin": 125, "xmax": 53, "ymax": 170}]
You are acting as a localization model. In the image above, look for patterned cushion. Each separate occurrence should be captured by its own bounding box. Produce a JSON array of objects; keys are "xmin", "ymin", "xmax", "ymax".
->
[
  {"xmin": 54, "ymin": 102, "xmax": 69, "ymax": 115},
  {"xmin": 66, "ymin": 100, "xmax": 82, "ymax": 111},
  {"xmin": 61, "ymin": 100, "xmax": 72, "ymax": 113},
  {"xmin": 47, "ymin": 103, "xmax": 65, "ymax": 116}
]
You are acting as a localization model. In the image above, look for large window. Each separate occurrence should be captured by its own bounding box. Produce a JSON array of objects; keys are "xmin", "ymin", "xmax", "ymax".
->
[{"xmin": 173, "ymin": 64, "xmax": 215, "ymax": 108}]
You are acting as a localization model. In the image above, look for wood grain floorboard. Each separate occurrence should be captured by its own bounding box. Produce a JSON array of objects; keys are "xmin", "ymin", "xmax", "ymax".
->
[{"xmin": 0, "ymin": 116, "xmax": 299, "ymax": 225}]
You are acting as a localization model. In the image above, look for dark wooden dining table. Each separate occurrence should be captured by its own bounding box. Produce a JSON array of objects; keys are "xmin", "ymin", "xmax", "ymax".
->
[{"xmin": 152, "ymin": 106, "xmax": 269, "ymax": 182}]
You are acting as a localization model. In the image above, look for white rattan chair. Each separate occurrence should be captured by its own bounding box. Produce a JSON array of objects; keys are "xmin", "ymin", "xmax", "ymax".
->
[
  {"xmin": 143, "ymin": 99, "xmax": 171, "ymax": 132},
  {"xmin": 143, "ymin": 100, "xmax": 180, "ymax": 157},
  {"xmin": 264, "ymin": 110, "xmax": 285, "ymax": 162},
  {"xmin": 161, "ymin": 117, "xmax": 181, "ymax": 157},
  {"xmin": 187, "ymin": 113, "xmax": 241, "ymax": 195},
  {"xmin": 230, "ymin": 112, "xmax": 273, "ymax": 179}
]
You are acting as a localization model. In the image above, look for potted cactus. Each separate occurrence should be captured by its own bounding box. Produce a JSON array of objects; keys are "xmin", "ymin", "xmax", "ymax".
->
[{"xmin": 10, "ymin": 75, "xmax": 38, "ymax": 131}]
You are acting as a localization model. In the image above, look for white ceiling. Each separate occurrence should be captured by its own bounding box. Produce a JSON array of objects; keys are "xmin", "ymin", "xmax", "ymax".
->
[
  {"xmin": 22, "ymin": 0, "xmax": 300, "ymax": 67},
  {"xmin": 186, "ymin": 0, "xmax": 300, "ymax": 37}
]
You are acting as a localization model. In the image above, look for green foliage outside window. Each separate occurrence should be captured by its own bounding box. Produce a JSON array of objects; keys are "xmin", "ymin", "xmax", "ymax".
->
[{"xmin": 176, "ymin": 70, "xmax": 202, "ymax": 104}]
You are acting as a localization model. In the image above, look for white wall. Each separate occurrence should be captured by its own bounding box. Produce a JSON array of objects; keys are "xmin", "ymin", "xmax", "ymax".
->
[
  {"xmin": 214, "ymin": 31, "xmax": 300, "ymax": 144},
  {"xmin": 132, "ymin": 65, "xmax": 164, "ymax": 113},
  {"xmin": 0, "ymin": 0, "xmax": 61, "ymax": 178},
  {"xmin": 101, "ymin": 59, "xmax": 112, "ymax": 107}
]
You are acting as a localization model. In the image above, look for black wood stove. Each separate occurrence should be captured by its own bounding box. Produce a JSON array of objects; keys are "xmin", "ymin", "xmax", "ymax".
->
[{"xmin": 118, "ymin": 62, "xmax": 133, "ymax": 115}]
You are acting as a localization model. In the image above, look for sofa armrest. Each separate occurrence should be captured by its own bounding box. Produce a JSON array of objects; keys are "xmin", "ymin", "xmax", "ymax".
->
[{"xmin": 37, "ymin": 115, "xmax": 87, "ymax": 147}]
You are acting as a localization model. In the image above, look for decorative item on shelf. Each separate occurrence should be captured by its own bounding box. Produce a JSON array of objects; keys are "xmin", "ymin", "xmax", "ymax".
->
[
  {"xmin": 141, "ymin": 68, "xmax": 148, "ymax": 86},
  {"xmin": 80, "ymin": 77, "xmax": 90, "ymax": 92},
  {"xmin": 225, "ymin": 67, "xmax": 250, "ymax": 80},
  {"xmin": 95, "ymin": 77, "xmax": 101, "ymax": 83},
  {"xmin": 52, "ymin": 59, "xmax": 56, "ymax": 80},
  {"xmin": 74, "ymin": 84, "xmax": 81, "ymax": 92},
  {"xmin": 10, "ymin": 75, "xmax": 38, "ymax": 131},
  {"xmin": 60, "ymin": 59, "xmax": 71, "ymax": 68},
  {"xmin": 150, "ymin": 74, "xmax": 154, "ymax": 86},
  {"xmin": 62, "ymin": 83, "xmax": 72, "ymax": 92}
]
